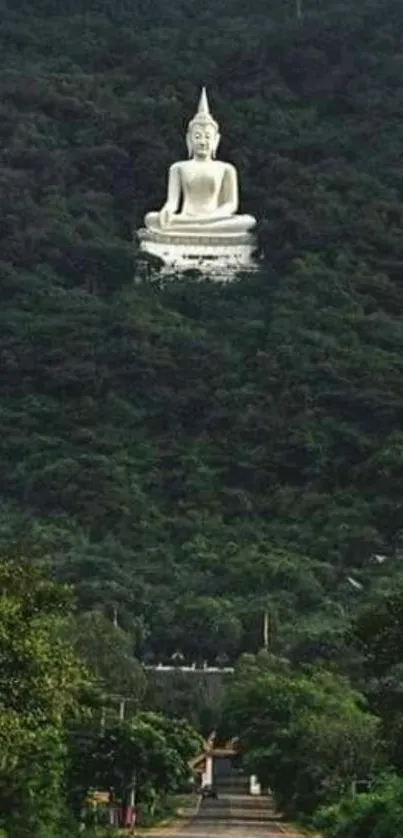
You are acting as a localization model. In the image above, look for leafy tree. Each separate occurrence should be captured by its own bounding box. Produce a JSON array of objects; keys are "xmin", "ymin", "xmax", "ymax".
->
[
  {"xmin": 351, "ymin": 582, "xmax": 403, "ymax": 679},
  {"xmin": 64, "ymin": 610, "xmax": 147, "ymax": 700},
  {"xmin": 137, "ymin": 711, "xmax": 204, "ymax": 778},
  {"xmin": 144, "ymin": 667, "xmax": 229, "ymax": 734},
  {"xmin": 222, "ymin": 655, "xmax": 381, "ymax": 816},
  {"xmin": 67, "ymin": 712, "xmax": 202, "ymax": 820},
  {"xmin": 349, "ymin": 582, "xmax": 403, "ymax": 772},
  {"xmin": 0, "ymin": 556, "xmax": 86, "ymax": 838},
  {"xmin": 314, "ymin": 773, "xmax": 403, "ymax": 838}
]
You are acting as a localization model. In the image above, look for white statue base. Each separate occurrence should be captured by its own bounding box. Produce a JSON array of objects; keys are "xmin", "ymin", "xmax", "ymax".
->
[{"xmin": 137, "ymin": 228, "xmax": 257, "ymax": 280}]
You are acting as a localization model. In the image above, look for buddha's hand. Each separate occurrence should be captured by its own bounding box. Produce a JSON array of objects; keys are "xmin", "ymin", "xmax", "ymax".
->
[{"xmin": 159, "ymin": 205, "xmax": 173, "ymax": 228}]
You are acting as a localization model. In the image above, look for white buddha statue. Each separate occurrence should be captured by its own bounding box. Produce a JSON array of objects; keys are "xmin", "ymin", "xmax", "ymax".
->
[{"xmin": 144, "ymin": 88, "xmax": 256, "ymax": 238}]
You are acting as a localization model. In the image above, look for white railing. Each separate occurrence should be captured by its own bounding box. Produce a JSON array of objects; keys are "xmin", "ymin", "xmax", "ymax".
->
[{"xmin": 143, "ymin": 663, "xmax": 235, "ymax": 672}]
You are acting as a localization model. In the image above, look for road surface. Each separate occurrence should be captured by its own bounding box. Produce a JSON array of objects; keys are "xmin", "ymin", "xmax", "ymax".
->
[{"xmin": 144, "ymin": 793, "xmax": 299, "ymax": 838}]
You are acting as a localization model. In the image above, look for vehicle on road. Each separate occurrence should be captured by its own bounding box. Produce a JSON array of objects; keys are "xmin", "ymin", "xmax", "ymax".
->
[{"xmin": 201, "ymin": 784, "xmax": 218, "ymax": 799}]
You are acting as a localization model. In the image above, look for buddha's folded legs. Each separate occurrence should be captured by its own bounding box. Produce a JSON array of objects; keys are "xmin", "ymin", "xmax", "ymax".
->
[
  {"xmin": 145, "ymin": 212, "xmax": 256, "ymax": 235},
  {"xmin": 145, "ymin": 212, "xmax": 162, "ymax": 229}
]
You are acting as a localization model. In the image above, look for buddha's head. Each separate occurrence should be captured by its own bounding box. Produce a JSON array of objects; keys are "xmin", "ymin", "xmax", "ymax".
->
[{"xmin": 186, "ymin": 88, "xmax": 220, "ymax": 160}]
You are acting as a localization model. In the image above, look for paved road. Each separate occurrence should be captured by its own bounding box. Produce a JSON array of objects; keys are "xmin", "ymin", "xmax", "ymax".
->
[
  {"xmin": 193, "ymin": 794, "xmax": 284, "ymax": 836},
  {"xmin": 146, "ymin": 794, "xmax": 289, "ymax": 838}
]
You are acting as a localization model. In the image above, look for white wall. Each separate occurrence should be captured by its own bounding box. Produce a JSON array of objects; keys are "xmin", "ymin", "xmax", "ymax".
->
[
  {"xmin": 202, "ymin": 755, "xmax": 213, "ymax": 787},
  {"xmin": 249, "ymin": 775, "xmax": 261, "ymax": 795}
]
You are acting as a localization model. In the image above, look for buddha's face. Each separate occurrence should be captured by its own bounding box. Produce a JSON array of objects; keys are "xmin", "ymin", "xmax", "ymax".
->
[{"xmin": 187, "ymin": 122, "xmax": 220, "ymax": 159}]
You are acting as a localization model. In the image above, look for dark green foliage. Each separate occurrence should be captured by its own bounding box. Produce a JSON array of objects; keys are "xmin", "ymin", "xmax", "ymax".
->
[
  {"xmin": 1, "ymin": 0, "xmax": 403, "ymax": 665},
  {"xmin": 314, "ymin": 774, "xmax": 403, "ymax": 838},
  {"xmin": 0, "ymin": 557, "xmax": 86, "ymax": 838},
  {"xmin": 63, "ymin": 610, "xmax": 147, "ymax": 699},
  {"xmin": 144, "ymin": 668, "xmax": 231, "ymax": 734},
  {"xmin": 66, "ymin": 712, "xmax": 203, "ymax": 821},
  {"xmin": 221, "ymin": 653, "xmax": 381, "ymax": 816},
  {"xmin": 348, "ymin": 583, "xmax": 403, "ymax": 774}
]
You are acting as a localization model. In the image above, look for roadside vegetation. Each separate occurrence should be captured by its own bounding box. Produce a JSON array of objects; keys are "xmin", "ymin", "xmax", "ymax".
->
[
  {"xmin": 0, "ymin": 557, "xmax": 202, "ymax": 838},
  {"xmin": 221, "ymin": 584, "xmax": 403, "ymax": 835}
]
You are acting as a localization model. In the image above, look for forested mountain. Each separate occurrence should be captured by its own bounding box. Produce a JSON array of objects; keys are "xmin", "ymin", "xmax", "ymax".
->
[{"xmin": 1, "ymin": 0, "xmax": 403, "ymax": 664}]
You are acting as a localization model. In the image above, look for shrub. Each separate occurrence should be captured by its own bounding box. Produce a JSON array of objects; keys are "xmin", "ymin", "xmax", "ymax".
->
[{"xmin": 313, "ymin": 774, "xmax": 403, "ymax": 838}]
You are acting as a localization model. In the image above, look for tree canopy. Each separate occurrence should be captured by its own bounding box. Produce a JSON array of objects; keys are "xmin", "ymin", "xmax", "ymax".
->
[
  {"xmin": 2, "ymin": 0, "xmax": 403, "ymax": 663},
  {"xmin": 0, "ymin": 557, "xmax": 86, "ymax": 837},
  {"xmin": 222, "ymin": 653, "xmax": 381, "ymax": 815}
]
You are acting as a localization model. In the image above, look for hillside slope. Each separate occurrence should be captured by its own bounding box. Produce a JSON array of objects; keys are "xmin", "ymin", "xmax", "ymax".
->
[{"xmin": 1, "ymin": 0, "xmax": 403, "ymax": 662}]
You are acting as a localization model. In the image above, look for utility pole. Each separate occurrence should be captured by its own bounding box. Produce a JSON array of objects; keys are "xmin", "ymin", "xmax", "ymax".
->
[
  {"xmin": 129, "ymin": 772, "xmax": 137, "ymax": 807},
  {"xmin": 263, "ymin": 610, "xmax": 269, "ymax": 651},
  {"xmin": 112, "ymin": 605, "xmax": 119, "ymax": 629}
]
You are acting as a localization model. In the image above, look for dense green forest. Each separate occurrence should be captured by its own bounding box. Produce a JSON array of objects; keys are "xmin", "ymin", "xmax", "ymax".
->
[
  {"xmin": 3, "ymin": 0, "xmax": 403, "ymax": 835},
  {"xmin": 2, "ymin": 0, "xmax": 403, "ymax": 668}
]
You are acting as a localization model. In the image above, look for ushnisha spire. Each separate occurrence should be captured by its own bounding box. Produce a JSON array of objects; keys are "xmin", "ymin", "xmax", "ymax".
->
[
  {"xmin": 188, "ymin": 87, "xmax": 219, "ymax": 131},
  {"xmin": 197, "ymin": 87, "xmax": 210, "ymax": 117}
]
